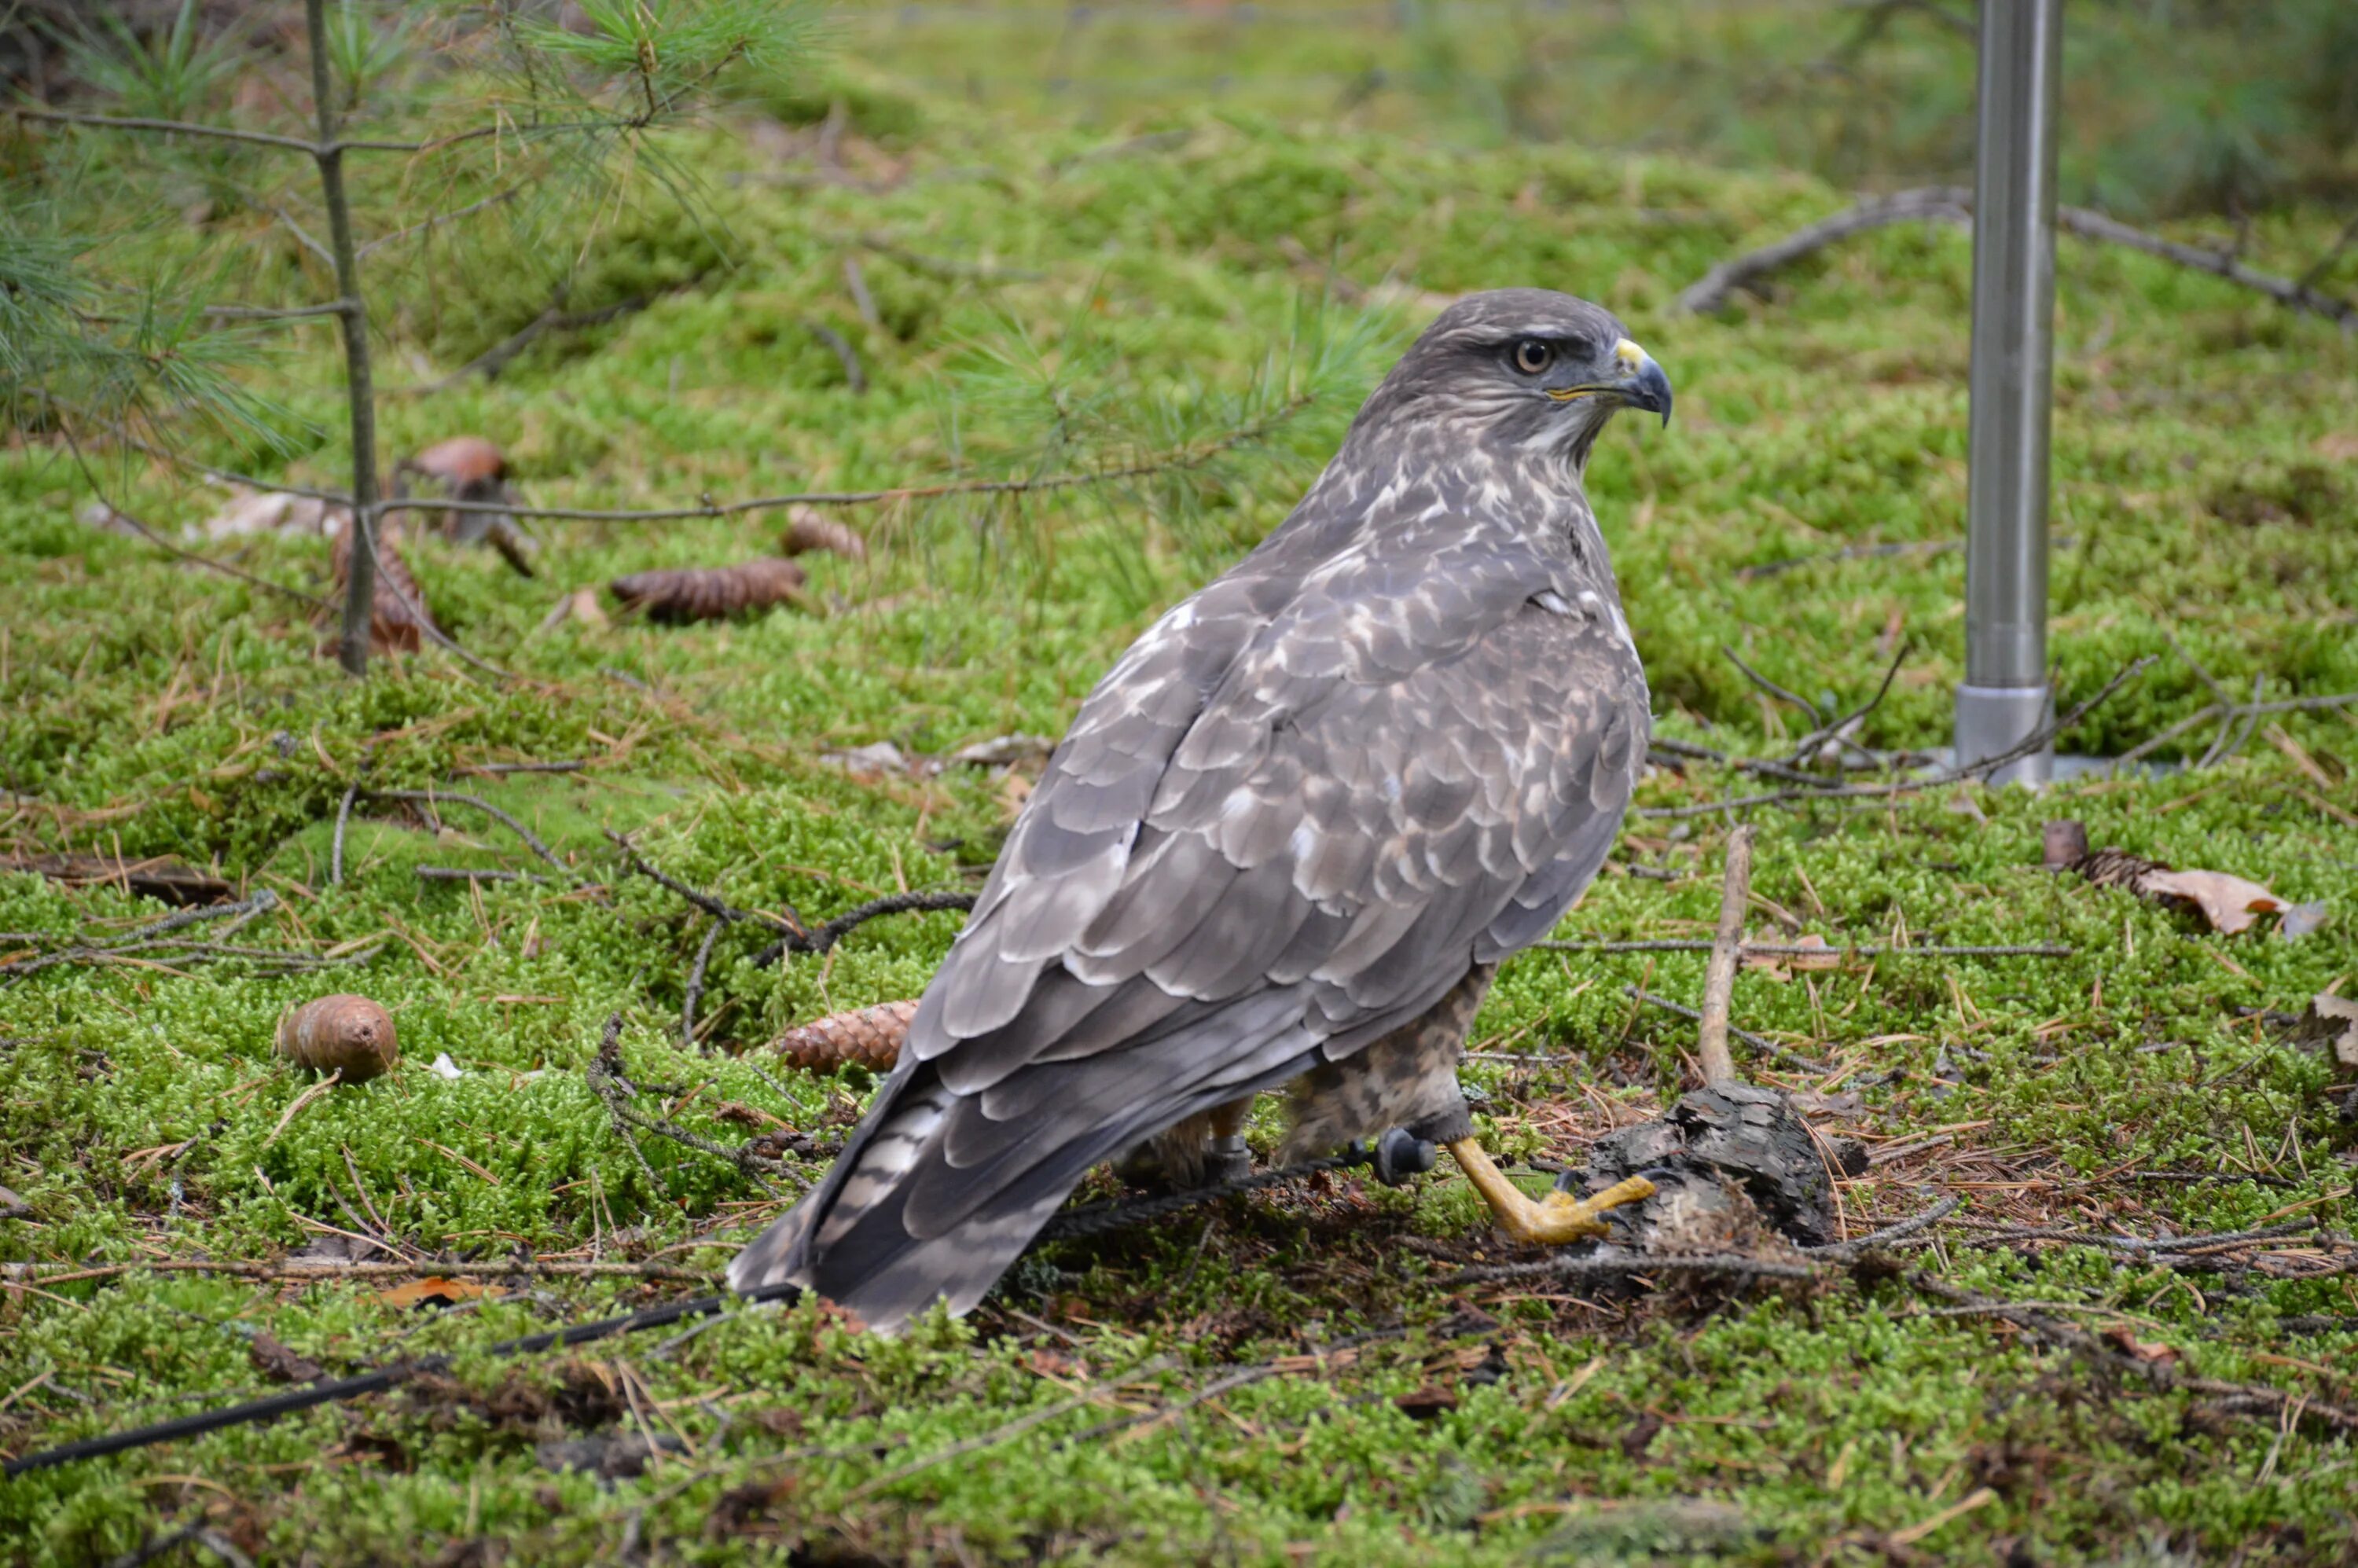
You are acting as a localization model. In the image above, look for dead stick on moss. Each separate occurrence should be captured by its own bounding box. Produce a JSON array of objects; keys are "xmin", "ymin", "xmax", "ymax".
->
[
  {"xmin": 330, "ymin": 783, "xmax": 359, "ymax": 886},
  {"xmin": 1540, "ymin": 939, "xmax": 2072, "ymax": 959},
  {"xmin": 1677, "ymin": 185, "xmax": 2358, "ymax": 327},
  {"xmin": 585, "ymin": 1014, "xmax": 793, "ymax": 1196},
  {"xmin": 1624, "ymin": 987, "xmax": 1827, "ymax": 1076},
  {"xmin": 681, "ymin": 920, "xmax": 724, "ymax": 1046},
  {"xmin": 1645, "ymin": 658, "xmax": 2150, "ymax": 818},
  {"xmin": 1695, "ymin": 825, "xmax": 1754, "ymax": 1087},
  {"xmin": 1902, "ymin": 1270, "xmax": 2358, "ymax": 1434},
  {"xmin": 604, "ymin": 830, "xmax": 799, "ymax": 934},
  {"xmin": 368, "ymin": 789, "xmax": 571, "ymax": 876},
  {"xmin": 750, "ymin": 890, "xmax": 975, "ymax": 967}
]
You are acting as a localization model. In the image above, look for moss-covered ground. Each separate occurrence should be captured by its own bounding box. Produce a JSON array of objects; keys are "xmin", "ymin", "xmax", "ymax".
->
[{"xmin": 5, "ymin": 9, "xmax": 2358, "ymax": 1564}]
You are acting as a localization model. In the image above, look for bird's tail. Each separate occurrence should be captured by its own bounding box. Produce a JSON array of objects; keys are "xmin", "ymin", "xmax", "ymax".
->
[{"xmin": 729, "ymin": 1020, "xmax": 1317, "ymax": 1334}]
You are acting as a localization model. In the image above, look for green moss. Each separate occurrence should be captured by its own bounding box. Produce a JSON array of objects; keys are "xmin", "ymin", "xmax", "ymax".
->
[{"xmin": 6, "ymin": 15, "xmax": 2358, "ymax": 1564}]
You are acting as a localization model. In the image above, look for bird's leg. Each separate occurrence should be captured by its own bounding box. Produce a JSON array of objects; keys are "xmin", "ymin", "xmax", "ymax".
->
[
  {"xmin": 1200, "ymin": 1096, "xmax": 1254, "ymax": 1186},
  {"xmin": 1447, "ymin": 1140, "xmax": 1654, "ymax": 1245}
]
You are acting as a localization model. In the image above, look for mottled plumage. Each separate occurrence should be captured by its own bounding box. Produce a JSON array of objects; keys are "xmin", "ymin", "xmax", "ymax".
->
[{"xmin": 732, "ymin": 289, "xmax": 1671, "ymax": 1330}]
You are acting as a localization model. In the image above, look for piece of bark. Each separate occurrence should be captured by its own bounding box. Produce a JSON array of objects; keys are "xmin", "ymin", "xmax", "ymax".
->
[
  {"xmin": 770, "ymin": 1000, "xmax": 915, "ymax": 1073},
  {"xmin": 610, "ymin": 557, "xmax": 807, "ymax": 623},
  {"xmin": 780, "ymin": 505, "xmax": 868, "ymax": 563},
  {"xmin": 1566, "ymin": 1082, "xmax": 1853, "ymax": 1248},
  {"xmin": 327, "ymin": 520, "xmax": 442, "ymax": 654},
  {"xmin": 2041, "ymin": 819, "xmax": 2089, "ymax": 869},
  {"xmin": 2, "ymin": 851, "xmax": 231, "ymax": 907},
  {"xmin": 276, "ymin": 994, "xmax": 399, "ymax": 1083}
]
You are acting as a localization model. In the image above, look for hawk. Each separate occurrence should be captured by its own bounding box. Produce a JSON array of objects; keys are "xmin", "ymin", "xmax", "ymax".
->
[{"xmin": 733, "ymin": 289, "xmax": 1673, "ymax": 1331}]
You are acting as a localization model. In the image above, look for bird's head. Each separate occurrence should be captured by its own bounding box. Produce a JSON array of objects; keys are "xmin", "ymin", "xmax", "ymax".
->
[{"xmin": 1360, "ymin": 288, "xmax": 1672, "ymax": 471}]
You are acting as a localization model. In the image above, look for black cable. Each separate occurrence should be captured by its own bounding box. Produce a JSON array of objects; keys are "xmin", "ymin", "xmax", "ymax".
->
[
  {"xmin": 2, "ymin": 1283, "xmax": 803, "ymax": 1478},
  {"xmin": 5, "ymin": 1142, "xmax": 1417, "ymax": 1476}
]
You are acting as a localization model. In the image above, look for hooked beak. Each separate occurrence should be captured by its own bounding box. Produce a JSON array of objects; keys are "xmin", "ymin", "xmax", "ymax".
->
[
  {"xmin": 1611, "ymin": 337, "xmax": 1673, "ymax": 428},
  {"xmin": 1543, "ymin": 338, "xmax": 1674, "ymax": 428}
]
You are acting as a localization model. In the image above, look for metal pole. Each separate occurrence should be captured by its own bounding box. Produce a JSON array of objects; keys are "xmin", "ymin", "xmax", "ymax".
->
[{"xmin": 1955, "ymin": 0, "xmax": 2062, "ymax": 785}]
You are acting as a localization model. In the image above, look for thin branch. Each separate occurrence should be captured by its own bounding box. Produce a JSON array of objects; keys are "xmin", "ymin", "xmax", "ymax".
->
[
  {"xmin": 53, "ymin": 423, "xmax": 329, "ymax": 610},
  {"xmin": 751, "ymin": 890, "xmax": 976, "ymax": 968},
  {"xmin": 2117, "ymin": 690, "xmax": 2358, "ymax": 767},
  {"xmin": 354, "ymin": 182, "xmax": 526, "ymax": 259},
  {"xmin": 681, "ymin": 920, "xmax": 724, "ymax": 1046},
  {"xmin": 1625, "ymin": 986, "xmax": 1829, "ymax": 1075},
  {"xmin": 1721, "ymin": 646, "xmax": 1823, "ymax": 726},
  {"xmin": 367, "ymin": 790, "xmax": 572, "ymax": 876},
  {"xmin": 330, "ymin": 784, "xmax": 359, "ymax": 886},
  {"xmin": 2294, "ymin": 208, "xmax": 2358, "ymax": 292},
  {"xmin": 2057, "ymin": 204, "xmax": 2356, "ymax": 329},
  {"xmin": 1735, "ymin": 538, "xmax": 1962, "ymax": 582},
  {"xmin": 373, "ymin": 396, "xmax": 1318, "ymax": 522},
  {"xmin": 1807, "ymin": 1195, "xmax": 1965, "ymax": 1258},
  {"xmin": 1678, "ymin": 186, "xmax": 1972, "ymax": 313},
  {"xmin": 1539, "ymin": 939, "xmax": 2073, "ymax": 959},
  {"xmin": 855, "ymin": 232, "xmax": 1046, "ymax": 284},
  {"xmin": 200, "ymin": 301, "xmax": 354, "ymax": 321},
  {"xmin": 305, "ymin": 0, "xmax": 383, "ymax": 677},
  {"xmin": 1679, "ymin": 185, "xmax": 2358, "ymax": 328},
  {"xmin": 1640, "ymin": 659, "xmax": 2150, "ymax": 818},
  {"xmin": 269, "ymin": 206, "xmax": 336, "ymax": 270},
  {"xmin": 1784, "ymin": 638, "xmax": 1908, "ymax": 767},
  {"xmin": 604, "ymin": 830, "xmax": 798, "ymax": 932},
  {"xmin": 8, "ymin": 105, "xmax": 320, "ymax": 153},
  {"xmin": 804, "ymin": 320, "xmax": 867, "ymax": 393}
]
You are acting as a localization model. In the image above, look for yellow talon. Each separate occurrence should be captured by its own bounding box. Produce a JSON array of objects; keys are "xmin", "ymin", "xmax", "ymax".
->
[{"xmin": 1448, "ymin": 1140, "xmax": 1655, "ymax": 1246}]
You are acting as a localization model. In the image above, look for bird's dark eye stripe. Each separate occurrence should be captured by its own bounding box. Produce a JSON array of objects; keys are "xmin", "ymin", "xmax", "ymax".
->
[{"xmin": 1512, "ymin": 339, "xmax": 1553, "ymax": 375}]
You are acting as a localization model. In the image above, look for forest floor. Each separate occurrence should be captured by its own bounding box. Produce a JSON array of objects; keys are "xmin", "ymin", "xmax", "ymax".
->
[{"xmin": 4, "ymin": 7, "xmax": 2358, "ymax": 1564}]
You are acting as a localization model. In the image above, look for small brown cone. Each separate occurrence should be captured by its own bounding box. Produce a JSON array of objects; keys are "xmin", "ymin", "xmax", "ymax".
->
[
  {"xmin": 780, "ymin": 505, "xmax": 867, "ymax": 563},
  {"xmin": 610, "ymin": 558, "xmax": 807, "ymax": 623},
  {"xmin": 276, "ymin": 994, "xmax": 399, "ymax": 1083},
  {"xmin": 770, "ymin": 1000, "xmax": 916, "ymax": 1073}
]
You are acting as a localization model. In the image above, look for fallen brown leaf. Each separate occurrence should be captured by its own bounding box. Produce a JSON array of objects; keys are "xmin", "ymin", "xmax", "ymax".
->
[
  {"xmin": 376, "ymin": 1276, "xmax": 505, "ymax": 1309},
  {"xmin": 2298, "ymin": 993, "xmax": 2358, "ymax": 1072},
  {"xmin": 326, "ymin": 520, "xmax": 443, "ymax": 654},
  {"xmin": 2044, "ymin": 822, "xmax": 2313, "ymax": 937},
  {"xmin": 2100, "ymin": 1324, "xmax": 2180, "ymax": 1364},
  {"xmin": 2135, "ymin": 868, "xmax": 2291, "ymax": 935}
]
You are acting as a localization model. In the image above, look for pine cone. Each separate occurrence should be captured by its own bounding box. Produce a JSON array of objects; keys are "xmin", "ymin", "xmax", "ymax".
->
[
  {"xmin": 610, "ymin": 558, "xmax": 808, "ymax": 623},
  {"xmin": 276, "ymin": 994, "xmax": 399, "ymax": 1083},
  {"xmin": 2071, "ymin": 846, "xmax": 2169, "ymax": 890},
  {"xmin": 770, "ymin": 1000, "xmax": 916, "ymax": 1073},
  {"xmin": 780, "ymin": 505, "xmax": 867, "ymax": 563}
]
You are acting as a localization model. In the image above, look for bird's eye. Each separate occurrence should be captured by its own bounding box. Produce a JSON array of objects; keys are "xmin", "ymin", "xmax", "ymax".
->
[{"xmin": 1512, "ymin": 339, "xmax": 1554, "ymax": 375}]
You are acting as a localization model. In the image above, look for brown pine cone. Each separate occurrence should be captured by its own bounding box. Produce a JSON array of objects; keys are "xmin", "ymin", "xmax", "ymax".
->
[
  {"xmin": 610, "ymin": 558, "xmax": 808, "ymax": 623},
  {"xmin": 770, "ymin": 1000, "xmax": 916, "ymax": 1074}
]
